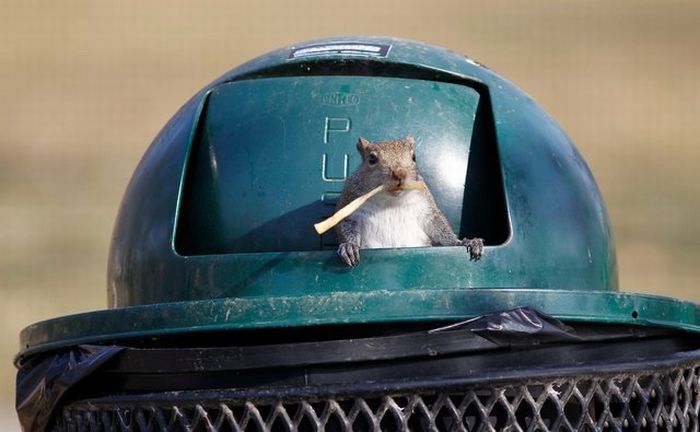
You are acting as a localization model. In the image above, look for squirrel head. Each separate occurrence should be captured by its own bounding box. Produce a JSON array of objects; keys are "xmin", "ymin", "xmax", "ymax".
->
[{"xmin": 355, "ymin": 135, "xmax": 419, "ymax": 190}]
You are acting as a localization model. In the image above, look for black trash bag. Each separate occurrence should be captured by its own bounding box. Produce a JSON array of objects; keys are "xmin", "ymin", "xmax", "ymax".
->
[
  {"xmin": 16, "ymin": 344, "xmax": 124, "ymax": 432},
  {"xmin": 429, "ymin": 306, "xmax": 580, "ymax": 346}
]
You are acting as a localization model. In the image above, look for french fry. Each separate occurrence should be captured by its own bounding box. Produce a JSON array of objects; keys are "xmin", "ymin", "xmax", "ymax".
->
[{"xmin": 314, "ymin": 182, "xmax": 425, "ymax": 235}]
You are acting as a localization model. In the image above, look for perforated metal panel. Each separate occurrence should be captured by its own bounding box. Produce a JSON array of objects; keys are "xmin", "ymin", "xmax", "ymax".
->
[{"xmin": 55, "ymin": 361, "xmax": 700, "ymax": 432}]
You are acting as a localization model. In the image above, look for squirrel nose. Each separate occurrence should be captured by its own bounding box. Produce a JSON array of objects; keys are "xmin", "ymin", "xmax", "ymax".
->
[{"xmin": 392, "ymin": 168, "xmax": 407, "ymax": 186}]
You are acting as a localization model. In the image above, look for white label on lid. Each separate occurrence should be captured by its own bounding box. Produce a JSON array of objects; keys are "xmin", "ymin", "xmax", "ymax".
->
[{"xmin": 289, "ymin": 42, "xmax": 391, "ymax": 59}]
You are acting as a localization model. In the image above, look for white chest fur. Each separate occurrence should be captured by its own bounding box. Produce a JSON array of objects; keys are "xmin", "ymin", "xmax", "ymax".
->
[{"xmin": 353, "ymin": 190, "xmax": 432, "ymax": 249}]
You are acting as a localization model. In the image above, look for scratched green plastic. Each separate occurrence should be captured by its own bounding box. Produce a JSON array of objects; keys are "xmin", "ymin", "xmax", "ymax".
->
[
  {"xmin": 18, "ymin": 289, "xmax": 700, "ymax": 360},
  {"xmin": 107, "ymin": 36, "xmax": 616, "ymax": 306},
  {"xmin": 19, "ymin": 36, "xmax": 699, "ymax": 358}
]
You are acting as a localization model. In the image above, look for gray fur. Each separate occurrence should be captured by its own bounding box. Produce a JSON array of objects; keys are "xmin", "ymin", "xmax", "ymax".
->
[{"xmin": 335, "ymin": 136, "xmax": 483, "ymax": 266}]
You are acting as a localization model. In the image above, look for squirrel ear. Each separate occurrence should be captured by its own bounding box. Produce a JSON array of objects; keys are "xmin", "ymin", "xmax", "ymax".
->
[
  {"xmin": 357, "ymin": 137, "xmax": 371, "ymax": 154},
  {"xmin": 405, "ymin": 134, "xmax": 415, "ymax": 149}
]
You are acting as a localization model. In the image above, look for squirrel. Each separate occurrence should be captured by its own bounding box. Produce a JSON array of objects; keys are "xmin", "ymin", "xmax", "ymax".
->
[{"xmin": 335, "ymin": 135, "xmax": 484, "ymax": 267}]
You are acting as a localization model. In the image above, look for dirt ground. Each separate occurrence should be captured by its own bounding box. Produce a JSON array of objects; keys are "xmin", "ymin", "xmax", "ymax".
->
[{"xmin": 2, "ymin": 1, "xmax": 699, "ymax": 428}]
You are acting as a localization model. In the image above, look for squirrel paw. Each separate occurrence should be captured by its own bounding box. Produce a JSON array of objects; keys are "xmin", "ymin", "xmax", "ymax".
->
[
  {"xmin": 462, "ymin": 237, "xmax": 484, "ymax": 261},
  {"xmin": 338, "ymin": 242, "xmax": 361, "ymax": 267}
]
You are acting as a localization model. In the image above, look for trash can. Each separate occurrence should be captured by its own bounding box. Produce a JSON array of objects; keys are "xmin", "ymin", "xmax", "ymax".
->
[{"xmin": 15, "ymin": 36, "xmax": 700, "ymax": 432}]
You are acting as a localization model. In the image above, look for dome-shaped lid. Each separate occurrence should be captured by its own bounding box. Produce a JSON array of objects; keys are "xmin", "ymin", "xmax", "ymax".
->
[
  {"xmin": 107, "ymin": 36, "xmax": 617, "ymax": 307},
  {"xmin": 21, "ymin": 38, "xmax": 700, "ymax": 361}
]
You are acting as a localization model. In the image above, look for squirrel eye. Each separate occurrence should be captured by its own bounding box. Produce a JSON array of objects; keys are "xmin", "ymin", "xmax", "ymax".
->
[
  {"xmin": 368, "ymin": 153, "xmax": 378, "ymax": 165},
  {"xmin": 412, "ymin": 151, "xmax": 416, "ymax": 162}
]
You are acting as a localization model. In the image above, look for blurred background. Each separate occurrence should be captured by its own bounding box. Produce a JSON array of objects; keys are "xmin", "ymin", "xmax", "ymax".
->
[{"xmin": 1, "ymin": 0, "xmax": 699, "ymax": 428}]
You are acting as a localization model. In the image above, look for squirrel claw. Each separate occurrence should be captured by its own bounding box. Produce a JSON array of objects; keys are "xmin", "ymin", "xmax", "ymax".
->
[
  {"xmin": 338, "ymin": 242, "xmax": 360, "ymax": 267},
  {"xmin": 462, "ymin": 237, "xmax": 484, "ymax": 261}
]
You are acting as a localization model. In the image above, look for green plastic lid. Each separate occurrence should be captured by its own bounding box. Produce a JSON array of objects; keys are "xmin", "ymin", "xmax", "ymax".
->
[{"xmin": 18, "ymin": 36, "xmax": 700, "ymax": 360}]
